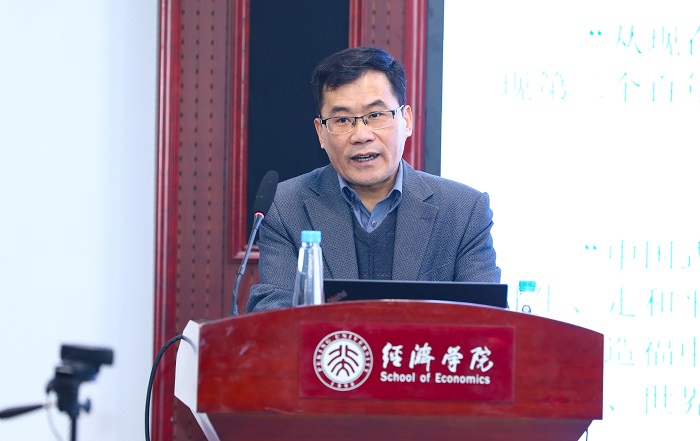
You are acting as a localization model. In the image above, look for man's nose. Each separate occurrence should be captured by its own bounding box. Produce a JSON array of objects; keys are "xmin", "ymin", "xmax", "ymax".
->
[
  {"xmin": 350, "ymin": 117, "xmax": 374, "ymax": 142},
  {"xmin": 357, "ymin": 116, "xmax": 371, "ymax": 127}
]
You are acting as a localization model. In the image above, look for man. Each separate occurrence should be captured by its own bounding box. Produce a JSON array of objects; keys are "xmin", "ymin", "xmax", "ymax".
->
[{"xmin": 246, "ymin": 46, "xmax": 500, "ymax": 312}]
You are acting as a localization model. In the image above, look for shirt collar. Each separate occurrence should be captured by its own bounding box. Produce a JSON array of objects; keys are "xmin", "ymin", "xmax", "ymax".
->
[{"xmin": 337, "ymin": 163, "xmax": 404, "ymax": 199}]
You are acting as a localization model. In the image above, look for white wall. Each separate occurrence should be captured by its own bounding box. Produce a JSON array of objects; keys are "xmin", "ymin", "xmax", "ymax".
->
[
  {"xmin": 442, "ymin": 0, "xmax": 699, "ymax": 440},
  {"xmin": 0, "ymin": 1, "xmax": 157, "ymax": 440}
]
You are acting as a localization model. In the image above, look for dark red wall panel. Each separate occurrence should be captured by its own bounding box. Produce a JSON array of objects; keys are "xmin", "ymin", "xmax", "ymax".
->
[
  {"xmin": 154, "ymin": 1, "xmax": 427, "ymax": 439},
  {"xmin": 154, "ymin": 0, "xmax": 247, "ymax": 439}
]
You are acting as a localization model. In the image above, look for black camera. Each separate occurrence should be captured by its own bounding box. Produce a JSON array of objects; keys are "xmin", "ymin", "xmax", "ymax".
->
[
  {"xmin": 54, "ymin": 345, "xmax": 114, "ymax": 382},
  {"xmin": 47, "ymin": 345, "xmax": 114, "ymax": 421}
]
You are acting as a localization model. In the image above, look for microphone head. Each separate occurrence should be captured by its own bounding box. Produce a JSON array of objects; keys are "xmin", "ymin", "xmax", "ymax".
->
[{"xmin": 253, "ymin": 170, "xmax": 279, "ymax": 216}]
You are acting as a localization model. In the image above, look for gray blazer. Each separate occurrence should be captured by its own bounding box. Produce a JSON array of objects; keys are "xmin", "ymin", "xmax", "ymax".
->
[{"xmin": 246, "ymin": 160, "xmax": 501, "ymax": 312}]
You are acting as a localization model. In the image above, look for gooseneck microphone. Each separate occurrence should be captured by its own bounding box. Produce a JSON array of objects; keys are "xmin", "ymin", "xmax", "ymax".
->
[{"xmin": 230, "ymin": 170, "xmax": 279, "ymax": 315}]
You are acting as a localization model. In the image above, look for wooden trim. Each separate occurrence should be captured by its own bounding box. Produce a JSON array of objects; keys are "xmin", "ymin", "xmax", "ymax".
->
[
  {"xmin": 152, "ymin": 0, "xmax": 181, "ymax": 439},
  {"xmin": 402, "ymin": 0, "xmax": 427, "ymax": 171},
  {"xmin": 228, "ymin": 0, "xmax": 252, "ymax": 263},
  {"xmin": 348, "ymin": 0, "xmax": 366, "ymax": 48},
  {"xmin": 347, "ymin": 0, "xmax": 427, "ymax": 171}
]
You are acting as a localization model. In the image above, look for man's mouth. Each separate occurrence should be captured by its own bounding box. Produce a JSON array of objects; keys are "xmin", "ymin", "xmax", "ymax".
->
[{"xmin": 352, "ymin": 153, "xmax": 379, "ymax": 162}]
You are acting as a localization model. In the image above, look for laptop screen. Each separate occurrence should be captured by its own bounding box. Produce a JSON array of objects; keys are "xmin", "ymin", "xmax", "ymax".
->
[{"xmin": 323, "ymin": 279, "xmax": 508, "ymax": 308}]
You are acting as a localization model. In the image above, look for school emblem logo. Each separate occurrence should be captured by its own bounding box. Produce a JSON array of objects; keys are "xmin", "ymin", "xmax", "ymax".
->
[{"xmin": 314, "ymin": 331, "xmax": 373, "ymax": 391}]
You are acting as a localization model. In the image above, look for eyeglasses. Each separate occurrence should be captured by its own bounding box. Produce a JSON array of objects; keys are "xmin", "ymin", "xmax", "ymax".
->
[{"xmin": 320, "ymin": 105, "xmax": 405, "ymax": 134}]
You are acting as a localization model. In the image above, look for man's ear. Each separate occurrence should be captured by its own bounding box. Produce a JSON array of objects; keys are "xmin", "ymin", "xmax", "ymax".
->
[
  {"xmin": 314, "ymin": 118, "xmax": 326, "ymax": 149},
  {"xmin": 403, "ymin": 105, "xmax": 413, "ymax": 138}
]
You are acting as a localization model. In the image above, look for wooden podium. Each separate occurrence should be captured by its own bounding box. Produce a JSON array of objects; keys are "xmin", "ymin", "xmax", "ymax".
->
[{"xmin": 174, "ymin": 301, "xmax": 603, "ymax": 441}]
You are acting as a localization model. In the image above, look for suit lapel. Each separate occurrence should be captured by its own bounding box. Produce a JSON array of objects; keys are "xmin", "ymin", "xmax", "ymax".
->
[
  {"xmin": 304, "ymin": 166, "xmax": 359, "ymax": 280},
  {"xmin": 393, "ymin": 163, "xmax": 437, "ymax": 280}
]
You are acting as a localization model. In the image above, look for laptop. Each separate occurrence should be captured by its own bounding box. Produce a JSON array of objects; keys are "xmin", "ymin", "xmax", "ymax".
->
[{"xmin": 323, "ymin": 279, "xmax": 508, "ymax": 308}]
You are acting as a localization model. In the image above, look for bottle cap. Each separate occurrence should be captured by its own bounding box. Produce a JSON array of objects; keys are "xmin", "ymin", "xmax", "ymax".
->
[
  {"xmin": 518, "ymin": 280, "xmax": 536, "ymax": 292},
  {"xmin": 300, "ymin": 230, "xmax": 322, "ymax": 243}
]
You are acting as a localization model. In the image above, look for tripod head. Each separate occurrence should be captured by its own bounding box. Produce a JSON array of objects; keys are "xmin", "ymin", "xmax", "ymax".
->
[{"xmin": 46, "ymin": 345, "xmax": 114, "ymax": 419}]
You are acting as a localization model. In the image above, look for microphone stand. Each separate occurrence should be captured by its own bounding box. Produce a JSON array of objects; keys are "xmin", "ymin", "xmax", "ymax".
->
[
  {"xmin": 230, "ymin": 212, "xmax": 264, "ymax": 316},
  {"xmin": 230, "ymin": 169, "xmax": 278, "ymax": 315}
]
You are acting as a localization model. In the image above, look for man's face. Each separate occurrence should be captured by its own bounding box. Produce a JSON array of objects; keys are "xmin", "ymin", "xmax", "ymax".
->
[{"xmin": 314, "ymin": 70, "xmax": 413, "ymax": 196}]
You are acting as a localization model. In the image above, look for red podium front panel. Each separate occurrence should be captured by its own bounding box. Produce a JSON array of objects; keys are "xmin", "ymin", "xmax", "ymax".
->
[{"xmin": 175, "ymin": 301, "xmax": 603, "ymax": 441}]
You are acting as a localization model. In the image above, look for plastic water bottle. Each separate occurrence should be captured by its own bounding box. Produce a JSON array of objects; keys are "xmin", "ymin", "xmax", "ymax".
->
[
  {"xmin": 517, "ymin": 280, "xmax": 537, "ymax": 314},
  {"xmin": 293, "ymin": 230, "xmax": 324, "ymax": 307}
]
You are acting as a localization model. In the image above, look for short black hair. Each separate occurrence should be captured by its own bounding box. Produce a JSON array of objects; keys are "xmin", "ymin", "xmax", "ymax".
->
[{"xmin": 311, "ymin": 46, "xmax": 407, "ymax": 116}]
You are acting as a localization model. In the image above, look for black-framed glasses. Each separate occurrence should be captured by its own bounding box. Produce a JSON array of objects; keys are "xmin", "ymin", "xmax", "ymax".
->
[{"xmin": 320, "ymin": 105, "xmax": 405, "ymax": 134}]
